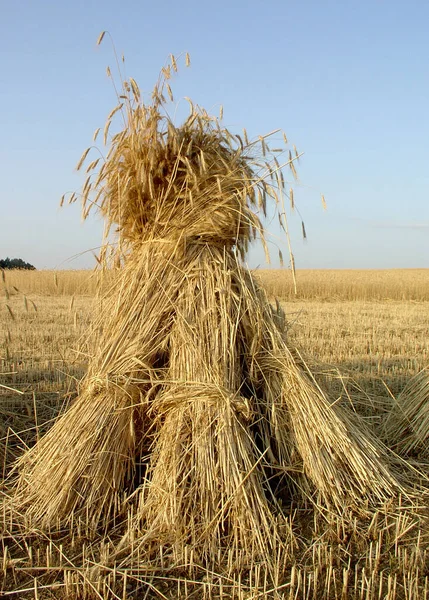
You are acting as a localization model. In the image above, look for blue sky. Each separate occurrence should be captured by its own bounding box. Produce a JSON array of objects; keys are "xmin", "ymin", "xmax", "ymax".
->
[{"xmin": 1, "ymin": 0, "xmax": 428, "ymax": 270}]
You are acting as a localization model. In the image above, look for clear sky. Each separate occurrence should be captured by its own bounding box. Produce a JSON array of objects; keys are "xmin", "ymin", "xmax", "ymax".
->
[{"xmin": 1, "ymin": 0, "xmax": 428, "ymax": 270}]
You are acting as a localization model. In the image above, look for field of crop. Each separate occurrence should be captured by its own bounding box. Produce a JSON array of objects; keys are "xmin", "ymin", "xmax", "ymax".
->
[
  {"xmin": 3, "ymin": 267, "xmax": 429, "ymax": 300},
  {"xmin": 1, "ymin": 268, "xmax": 429, "ymax": 598}
]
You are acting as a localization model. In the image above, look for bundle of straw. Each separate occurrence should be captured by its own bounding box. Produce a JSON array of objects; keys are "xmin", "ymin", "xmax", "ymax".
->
[
  {"xmin": 7, "ymin": 55, "xmax": 407, "ymax": 570},
  {"xmin": 384, "ymin": 368, "xmax": 429, "ymax": 457}
]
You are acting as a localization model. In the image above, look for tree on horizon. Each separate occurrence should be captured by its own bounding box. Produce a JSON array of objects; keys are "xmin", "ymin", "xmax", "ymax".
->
[{"xmin": 0, "ymin": 257, "xmax": 36, "ymax": 270}]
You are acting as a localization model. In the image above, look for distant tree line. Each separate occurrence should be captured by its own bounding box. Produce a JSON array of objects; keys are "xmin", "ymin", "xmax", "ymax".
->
[{"xmin": 0, "ymin": 257, "xmax": 36, "ymax": 270}]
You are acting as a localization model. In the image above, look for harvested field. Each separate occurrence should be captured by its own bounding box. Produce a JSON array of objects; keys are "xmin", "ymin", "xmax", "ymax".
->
[{"xmin": 2, "ymin": 271, "xmax": 429, "ymax": 598}]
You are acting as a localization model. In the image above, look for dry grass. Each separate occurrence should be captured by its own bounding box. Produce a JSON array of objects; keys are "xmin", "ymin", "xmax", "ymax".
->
[
  {"xmin": 0, "ymin": 269, "xmax": 99, "ymax": 297},
  {"xmin": 2, "ymin": 51, "xmax": 429, "ymax": 599},
  {"xmin": 2, "ymin": 278, "xmax": 429, "ymax": 598},
  {"xmin": 3, "ymin": 267, "xmax": 429, "ymax": 300},
  {"xmin": 0, "ymin": 294, "xmax": 90, "ymax": 389},
  {"xmin": 257, "ymin": 268, "xmax": 429, "ymax": 301},
  {"xmin": 384, "ymin": 368, "xmax": 429, "ymax": 456},
  {"xmin": 2, "ymin": 287, "xmax": 428, "ymax": 397},
  {"xmin": 286, "ymin": 300, "xmax": 429, "ymax": 396}
]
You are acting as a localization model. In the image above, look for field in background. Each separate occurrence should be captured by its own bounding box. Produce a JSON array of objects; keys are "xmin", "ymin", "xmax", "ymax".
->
[
  {"xmin": 1, "ymin": 268, "xmax": 99, "ymax": 296},
  {"xmin": 2, "ymin": 267, "xmax": 429, "ymax": 300},
  {"xmin": 258, "ymin": 268, "xmax": 429, "ymax": 301}
]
